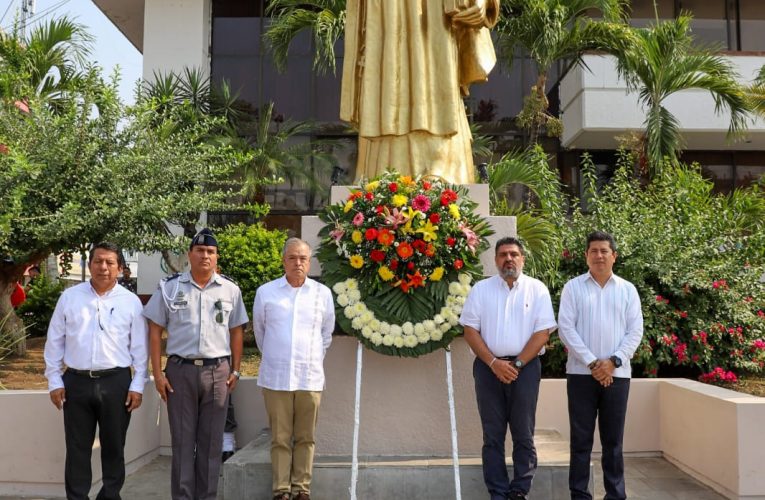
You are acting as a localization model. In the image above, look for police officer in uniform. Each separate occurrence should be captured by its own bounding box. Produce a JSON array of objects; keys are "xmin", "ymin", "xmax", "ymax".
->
[{"xmin": 144, "ymin": 228, "xmax": 249, "ymax": 500}]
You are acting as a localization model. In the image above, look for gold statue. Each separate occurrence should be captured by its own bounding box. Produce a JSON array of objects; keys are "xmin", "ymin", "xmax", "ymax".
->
[{"xmin": 340, "ymin": 0, "xmax": 500, "ymax": 184}]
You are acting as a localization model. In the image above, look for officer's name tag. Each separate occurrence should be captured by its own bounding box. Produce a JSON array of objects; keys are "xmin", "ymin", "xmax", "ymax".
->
[{"xmin": 173, "ymin": 300, "xmax": 188, "ymax": 309}]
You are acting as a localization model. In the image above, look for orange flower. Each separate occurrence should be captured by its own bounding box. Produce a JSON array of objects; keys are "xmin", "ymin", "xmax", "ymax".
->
[
  {"xmin": 425, "ymin": 243, "xmax": 436, "ymax": 257},
  {"xmin": 377, "ymin": 228, "xmax": 395, "ymax": 246},
  {"xmin": 396, "ymin": 242, "xmax": 414, "ymax": 259},
  {"xmin": 406, "ymin": 271, "xmax": 426, "ymax": 288}
]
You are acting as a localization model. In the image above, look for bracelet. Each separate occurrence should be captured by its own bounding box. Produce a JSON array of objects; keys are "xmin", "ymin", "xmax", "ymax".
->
[{"xmin": 489, "ymin": 357, "xmax": 497, "ymax": 368}]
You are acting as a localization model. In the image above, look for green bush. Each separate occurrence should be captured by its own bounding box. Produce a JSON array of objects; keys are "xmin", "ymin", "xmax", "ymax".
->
[
  {"xmin": 543, "ymin": 153, "xmax": 765, "ymax": 382},
  {"xmin": 215, "ymin": 223, "xmax": 288, "ymax": 309},
  {"xmin": 16, "ymin": 276, "xmax": 65, "ymax": 337}
]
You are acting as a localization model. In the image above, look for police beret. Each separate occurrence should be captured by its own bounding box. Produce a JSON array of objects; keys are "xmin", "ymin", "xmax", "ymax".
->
[{"xmin": 190, "ymin": 228, "xmax": 218, "ymax": 249}]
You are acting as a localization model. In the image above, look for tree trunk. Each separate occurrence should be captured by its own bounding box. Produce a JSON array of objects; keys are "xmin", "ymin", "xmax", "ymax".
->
[{"xmin": 0, "ymin": 275, "xmax": 27, "ymax": 357}]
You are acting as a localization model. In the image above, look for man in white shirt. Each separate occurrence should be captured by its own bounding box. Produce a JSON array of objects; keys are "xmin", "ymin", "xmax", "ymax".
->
[
  {"xmin": 253, "ymin": 238, "xmax": 334, "ymax": 500},
  {"xmin": 558, "ymin": 231, "xmax": 644, "ymax": 500},
  {"xmin": 44, "ymin": 242, "xmax": 148, "ymax": 500},
  {"xmin": 459, "ymin": 237, "xmax": 557, "ymax": 500}
]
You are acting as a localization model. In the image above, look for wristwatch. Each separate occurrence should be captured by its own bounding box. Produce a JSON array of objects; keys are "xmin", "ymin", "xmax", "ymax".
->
[
  {"xmin": 609, "ymin": 356, "xmax": 622, "ymax": 368},
  {"xmin": 231, "ymin": 370, "xmax": 241, "ymax": 379},
  {"xmin": 514, "ymin": 359, "xmax": 525, "ymax": 370}
]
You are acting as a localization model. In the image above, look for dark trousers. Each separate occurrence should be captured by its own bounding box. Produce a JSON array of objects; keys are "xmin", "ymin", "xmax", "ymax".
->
[
  {"xmin": 567, "ymin": 375, "xmax": 630, "ymax": 500},
  {"xmin": 62, "ymin": 368, "xmax": 132, "ymax": 500},
  {"xmin": 165, "ymin": 358, "xmax": 229, "ymax": 500},
  {"xmin": 474, "ymin": 356, "xmax": 541, "ymax": 500}
]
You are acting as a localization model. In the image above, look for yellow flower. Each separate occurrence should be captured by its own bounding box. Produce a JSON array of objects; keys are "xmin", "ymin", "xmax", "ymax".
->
[
  {"xmin": 415, "ymin": 220, "xmax": 439, "ymax": 242},
  {"xmin": 399, "ymin": 175, "xmax": 415, "ymax": 186},
  {"xmin": 349, "ymin": 255, "xmax": 364, "ymax": 269},
  {"xmin": 365, "ymin": 180, "xmax": 379, "ymax": 192},
  {"xmin": 430, "ymin": 267, "xmax": 445, "ymax": 281},
  {"xmin": 392, "ymin": 194, "xmax": 408, "ymax": 207},
  {"xmin": 378, "ymin": 266, "xmax": 395, "ymax": 281},
  {"xmin": 449, "ymin": 203, "xmax": 460, "ymax": 220},
  {"xmin": 344, "ymin": 200, "xmax": 354, "ymax": 213},
  {"xmin": 351, "ymin": 230, "xmax": 363, "ymax": 244}
]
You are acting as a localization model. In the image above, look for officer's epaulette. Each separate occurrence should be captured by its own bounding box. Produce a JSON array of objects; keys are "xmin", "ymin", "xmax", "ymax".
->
[
  {"xmin": 162, "ymin": 273, "xmax": 181, "ymax": 282},
  {"xmin": 219, "ymin": 274, "xmax": 239, "ymax": 286}
]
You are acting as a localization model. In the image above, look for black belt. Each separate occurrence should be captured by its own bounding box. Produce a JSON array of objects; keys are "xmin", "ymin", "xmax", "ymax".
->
[
  {"xmin": 498, "ymin": 355, "xmax": 518, "ymax": 361},
  {"xmin": 67, "ymin": 367, "xmax": 128, "ymax": 378},
  {"xmin": 170, "ymin": 355, "xmax": 227, "ymax": 366}
]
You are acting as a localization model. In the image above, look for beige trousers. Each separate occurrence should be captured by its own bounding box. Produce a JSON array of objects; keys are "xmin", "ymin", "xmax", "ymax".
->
[{"xmin": 262, "ymin": 389, "xmax": 322, "ymax": 495}]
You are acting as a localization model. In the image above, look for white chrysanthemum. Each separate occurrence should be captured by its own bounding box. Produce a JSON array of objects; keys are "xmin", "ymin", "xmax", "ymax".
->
[
  {"xmin": 440, "ymin": 306, "xmax": 452, "ymax": 318},
  {"xmin": 348, "ymin": 289, "xmax": 361, "ymax": 302},
  {"xmin": 361, "ymin": 326, "xmax": 373, "ymax": 338},
  {"xmin": 402, "ymin": 322, "xmax": 414, "ymax": 335},
  {"xmin": 458, "ymin": 273, "xmax": 472, "ymax": 286},
  {"xmin": 404, "ymin": 335, "xmax": 418, "ymax": 348},
  {"xmin": 336, "ymin": 294, "xmax": 350, "ymax": 307},
  {"xmin": 353, "ymin": 302, "xmax": 367, "ymax": 315},
  {"xmin": 417, "ymin": 333, "xmax": 430, "ymax": 344},
  {"xmin": 448, "ymin": 314, "xmax": 459, "ymax": 326},
  {"xmin": 414, "ymin": 323, "xmax": 425, "ymax": 336},
  {"xmin": 393, "ymin": 337, "xmax": 405, "ymax": 348},
  {"xmin": 382, "ymin": 335, "xmax": 394, "ymax": 346},
  {"xmin": 446, "ymin": 296, "xmax": 457, "ymax": 307},
  {"xmin": 454, "ymin": 295, "xmax": 465, "ymax": 305},
  {"xmin": 423, "ymin": 320, "xmax": 436, "ymax": 332},
  {"xmin": 332, "ymin": 282, "xmax": 348, "ymax": 295},
  {"xmin": 370, "ymin": 332, "xmax": 383, "ymax": 346},
  {"xmin": 430, "ymin": 330, "xmax": 444, "ymax": 341},
  {"xmin": 379, "ymin": 322, "xmax": 391, "ymax": 335},
  {"xmin": 434, "ymin": 314, "xmax": 445, "ymax": 325},
  {"xmin": 344, "ymin": 306, "xmax": 356, "ymax": 319},
  {"xmin": 439, "ymin": 322, "xmax": 452, "ymax": 333},
  {"xmin": 346, "ymin": 280, "xmax": 358, "ymax": 290},
  {"xmin": 390, "ymin": 324, "xmax": 403, "ymax": 337},
  {"xmin": 369, "ymin": 319, "xmax": 381, "ymax": 331},
  {"xmin": 361, "ymin": 311, "xmax": 374, "ymax": 324},
  {"xmin": 448, "ymin": 282, "xmax": 462, "ymax": 295},
  {"xmin": 459, "ymin": 283, "xmax": 471, "ymax": 297},
  {"xmin": 351, "ymin": 316, "xmax": 365, "ymax": 330}
]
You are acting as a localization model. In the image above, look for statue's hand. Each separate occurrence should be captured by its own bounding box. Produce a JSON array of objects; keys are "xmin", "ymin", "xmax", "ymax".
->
[{"xmin": 451, "ymin": 0, "xmax": 488, "ymax": 28}]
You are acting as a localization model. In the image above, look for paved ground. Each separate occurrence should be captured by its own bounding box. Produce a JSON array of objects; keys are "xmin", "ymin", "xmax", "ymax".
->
[{"xmin": 2, "ymin": 455, "xmax": 725, "ymax": 500}]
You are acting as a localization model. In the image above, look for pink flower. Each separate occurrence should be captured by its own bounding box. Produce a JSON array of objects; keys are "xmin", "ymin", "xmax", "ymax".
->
[
  {"xmin": 352, "ymin": 212, "xmax": 365, "ymax": 226},
  {"xmin": 412, "ymin": 194, "xmax": 431, "ymax": 212},
  {"xmin": 14, "ymin": 100, "xmax": 29, "ymax": 113},
  {"xmin": 753, "ymin": 339, "xmax": 765, "ymax": 350},
  {"xmin": 458, "ymin": 222, "xmax": 479, "ymax": 254},
  {"xmin": 329, "ymin": 227, "xmax": 345, "ymax": 242}
]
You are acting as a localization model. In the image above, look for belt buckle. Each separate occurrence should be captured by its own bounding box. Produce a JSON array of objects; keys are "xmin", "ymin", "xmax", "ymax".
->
[
  {"xmin": 193, "ymin": 359, "xmax": 204, "ymax": 366},
  {"xmin": 88, "ymin": 370, "xmax": 100, "ymax": 379}
]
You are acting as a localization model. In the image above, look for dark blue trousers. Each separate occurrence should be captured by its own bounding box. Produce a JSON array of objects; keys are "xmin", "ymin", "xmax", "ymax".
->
[
  {"xmin": 474, "ymin": 356, "xmax": 541, "ymax": 500},
  {"xmin": 567, "ymin": 375, "xmax": 630, "ymax": 500}
]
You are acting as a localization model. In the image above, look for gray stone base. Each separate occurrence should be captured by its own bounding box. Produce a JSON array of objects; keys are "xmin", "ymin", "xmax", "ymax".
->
[{"xmin": 223, "ymin": 431, "xmax": 591, "ymax": 500}]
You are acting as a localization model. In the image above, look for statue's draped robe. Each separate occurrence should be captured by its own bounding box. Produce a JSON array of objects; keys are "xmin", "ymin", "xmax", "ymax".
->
[{"xmin": 340, "ymin": 0, "xmax": 499, "ymax": 184}]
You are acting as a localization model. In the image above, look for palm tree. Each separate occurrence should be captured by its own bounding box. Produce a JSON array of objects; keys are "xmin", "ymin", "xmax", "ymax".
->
[
  {"xmin": 489, "ymin": 146, "xmax": 566, "ymax": 285},
  {"xmin": 264, "ymin": 0, "xmax": 346, "ymax": 75},
  {"xmin": 745, "ymin": 65, "xmax": 765, "ymax": 118},
  {"xmin": 613, "ymin": 14, "xmax": 749, "ymax": 176},
  {"xmin": 0, "ymin": 16, "xmax": 93, "ymax": 102},
  {"xmin": 497, "ymin": 0, "xmax": 629, "ymax": 143}
]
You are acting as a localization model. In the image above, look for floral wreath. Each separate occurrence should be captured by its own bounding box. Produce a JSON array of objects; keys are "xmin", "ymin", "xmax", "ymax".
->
[{"xmin": 317, "ymin": 171, "xmax": 492, "ymax": 357}]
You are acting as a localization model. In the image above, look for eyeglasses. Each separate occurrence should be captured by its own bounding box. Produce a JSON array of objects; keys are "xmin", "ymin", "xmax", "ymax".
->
[{"xmin": 214, "ymin": 299, "xmax": 224, "ymax": 324}]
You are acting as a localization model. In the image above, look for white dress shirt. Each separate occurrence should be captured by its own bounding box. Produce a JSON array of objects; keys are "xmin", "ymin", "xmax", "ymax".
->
[
  {"xmin": 253, "ymin": 276, "xmax": 334, "ymax": 391},
  {"xmin": 459, "ymin": 273, "xmax": 557, "ymax": 357},
  {"xmin": 44, "ymin": 282, "xmax": 149, "ymax": 393},
  {"xmin": 558, "ymin": 272, "xmax": 644, "ymax": 378}
]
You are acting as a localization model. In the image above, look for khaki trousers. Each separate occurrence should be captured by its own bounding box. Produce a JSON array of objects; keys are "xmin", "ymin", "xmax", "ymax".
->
[{"xmin": 263, "ymin": 388, "xmax": 322, "ymax": 495}]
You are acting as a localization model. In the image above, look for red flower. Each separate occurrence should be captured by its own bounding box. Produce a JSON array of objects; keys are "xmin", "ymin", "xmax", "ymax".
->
[
  {"xmin": 655, "ymin": 295, "xmax": 664, "ymax": 302},
  {"xmin": 425, "ymin": 243, "xmax": 435, "ymax": 257},
  {"xmin": 446, "ymin": 237, "xmax": 456, "ymax": 247},
  {"xmin": 422, "ymin": 181, "xmax": 432, "ymax": 190},
  {"xmin": 412, "ymin": 239, "xmax": 427, "ymax": 253},
  {"xmin": 348, "ymin": 191, "xmax": 363, "ymax": 201},
  {"xmin": 454, "ymin": 259, "xmax": 464, "ymax": 270},
  {"xmin": 429, "ymin": 213, "xmax": 440, "ymax": 224},
  {"xmin": 370, "ymin": 249, "xmax": 386, "ymax": 263},
  {"xmin": 440, "ymin": 189, "xmax": 458, "ymax": 206},
  {"xmin": 562, "ymin": 249, "xmax": 571, "ymax": 259},
  {"xmin": 365, "ymin": 192, "xmax": 374, "ymax": 201},
  {"xmin": 758, "ymin": 310, "xmax": 764, "ymax": 318},
  {"xmin": 679, "ymin": 311, "xmax": 688, "ymax": 319},
  {"xmin": 390, "ymin": 259, "xmax": 399, "ymax": 270},
  {"xmin": 365, "ymin": 228, "xmax": 379, "ymax": 241},
  {"xmin": 389, "ymin": 182, "xmax": 398, "ymax": 193},
  {"xmin": 407, "ymin": 271, "xmax": 425, "ymax": 288},
  {"xmin": 399, "ymin": 281, "xmax": 410, "ymax": 293},
  {"xmin": 396, "ymin": 242, "xmax": 413, "ymax": 259},
  {"xmin": 377, "ymin": 229, "xmax": 395, "ymax": 246},
  {"xmin": 375, "ymin": 205, "xmax": 385, "ymax": 214},
  {"xmin": 407, "ymin": 262, "xmax": 415, "ymax": 270}
]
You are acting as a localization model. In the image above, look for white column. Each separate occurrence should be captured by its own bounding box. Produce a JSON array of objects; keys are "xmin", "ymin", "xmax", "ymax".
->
[{"xmin": 142, "ymin": 0, "xmax": 212, "ymax": 80}]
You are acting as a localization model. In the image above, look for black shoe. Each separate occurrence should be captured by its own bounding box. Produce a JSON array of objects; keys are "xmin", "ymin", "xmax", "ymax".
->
[
  {"xmin": 222, "ymin": 451, "xmax": 234, "ymax": 462},
  {"xmin": 508, "ymin": 492, "xmax": 528, "ymax": 500}
]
